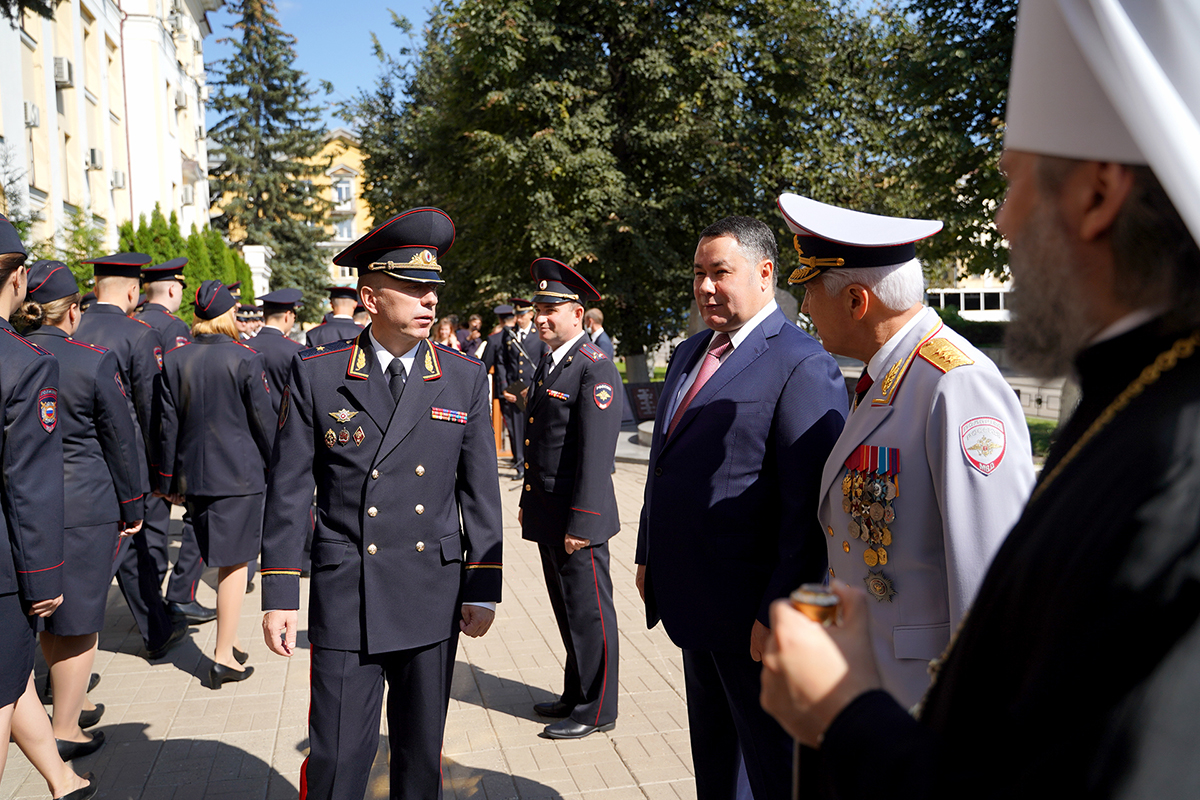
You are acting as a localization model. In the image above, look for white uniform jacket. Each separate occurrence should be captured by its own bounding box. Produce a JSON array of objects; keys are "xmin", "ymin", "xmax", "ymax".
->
[{"xmin": 818, "ymin": 306, "xmax": 1035, "ymax": 707}]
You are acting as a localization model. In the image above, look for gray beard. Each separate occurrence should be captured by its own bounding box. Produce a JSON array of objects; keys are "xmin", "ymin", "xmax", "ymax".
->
[{"xmin": 1004, "ymin": 211, "xmax": 1094, "ymax": 379}]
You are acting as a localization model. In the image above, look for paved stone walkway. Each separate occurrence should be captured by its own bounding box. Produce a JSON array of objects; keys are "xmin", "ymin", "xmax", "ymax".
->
[{"xmin": 1, "ymin": 454, "xmax": 698, "ymax": 799}]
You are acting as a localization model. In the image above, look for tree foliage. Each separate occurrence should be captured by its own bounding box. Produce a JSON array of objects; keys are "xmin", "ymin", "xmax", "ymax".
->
[
  {"xmin": 27, "ymin": 206, "xmax": 107, "ymax": 286},
  {"xmin": 206, "ymin": 0, "xmax": 330, "ymax": 323},
  {"xmin": 0, "ymin": 0, "xmax": 53, "ymax": 24},
  {"xmin": 346, "ymin": 0, "xmax": 1013, "ymax": 352},
  {"xmin": 119, "ymin": 205, "xmax": 251, "ymax": 323}
]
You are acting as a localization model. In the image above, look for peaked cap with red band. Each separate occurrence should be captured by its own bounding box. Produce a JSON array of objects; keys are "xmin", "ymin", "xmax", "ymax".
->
[
  {"xmin": 530, "ymin": 258, "xmax": 602, "ymax": 304},
  {"xmin": 82, "ymin": 252, "xmax": 152, "ymax": 279},
  {"xmin": 333, "ymin": 207, "xmax": 454, "ymax": 285}
]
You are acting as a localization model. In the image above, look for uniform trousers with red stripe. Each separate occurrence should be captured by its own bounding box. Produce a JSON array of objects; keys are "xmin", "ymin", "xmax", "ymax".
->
[
  {"xmin": 538, "ymin": 540, "xmax": 618, "ymax": 726},
  {"xmin": 303, "ymin": 635, "xmax": 457, "ymax": 800}
]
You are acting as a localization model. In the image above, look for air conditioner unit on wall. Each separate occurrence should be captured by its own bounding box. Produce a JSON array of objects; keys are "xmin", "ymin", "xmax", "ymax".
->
[
  {"xmin": 175, "ymin": 89, "xmax": 188, "ymax": 110},
  {"xmin": 87, "ymin": 149, "xmax": 103, "ymax": 170},
  {"xmin": 181, "ymin": 185, "xmax": 194, "ymax": 205},
  {"xmin": 53, "ymin": 57, "xmax": 74, "ymax": 89},
  {"xmin": 24, "ymin": 102, "xmax": 40, "ymax": 128},
  {"xmin": 112, "ymin": 170, "xmax": 126, "ymax": 189}
]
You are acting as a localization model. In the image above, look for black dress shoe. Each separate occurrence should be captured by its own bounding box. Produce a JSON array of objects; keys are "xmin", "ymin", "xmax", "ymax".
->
[
  {"xmin": 210, "ymin": 663, "xmax": 254, "ymax": 689},
  {"xmin": 533, "ymin": 700, "xmax": 574, "ymax": 718},
  {"xmin": 541, "ymin": 719, "xmax": 616, "ymax": 739},
  {"xmin": 511, "ymin": 471, "xmax": 525, "ymax": 481},
  {"xmin": 78, "ymin": 704, "xmax": 105, "ymax": 729},
  {"xmin": 233, "ymin": 647, "xmax": 249, "ymax": 666},
  {"xmin": 44, "ymin": 673, "xmax": 99, "ymax": 703},
  {"xmin": 56, "ymin": 731, "xmax": 105, "ymax": 761},
  {"xmin": 146, "ymin": 622, "xmax": 189, "ymax": 661},
  {"xmin": 53, "ymin": 772, "xmax": 97, "ymax": 800},
  {"xmin": 167, "ymin": 600, "xmax": 217, "ymax": 625}
]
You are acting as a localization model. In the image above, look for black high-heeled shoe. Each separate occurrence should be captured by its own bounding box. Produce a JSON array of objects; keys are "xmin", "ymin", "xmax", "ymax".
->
[
  {"xmin": 78, "ymin": 704, "xmax": 105, "ymax": 729},
  {"xmin": 210, "ymin": 663, "xmax": 254, "ymax": 689},
  {"xmin": 233, "ymin": 647, "xmax": 249, "ymax": 665},
  {"xmin": 56, "ymin": 731, "xmax": 105, "ymax": 761},
  {"xmin": 52, "ymin": 772, "xmax": 97, "ymax": 800}
]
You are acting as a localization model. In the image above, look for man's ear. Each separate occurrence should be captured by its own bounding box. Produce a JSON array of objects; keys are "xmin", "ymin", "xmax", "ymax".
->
[
  {"xmin": 1064, "ymin": 161, "xmax": 1136, "ymax": 243},
  {"xmin": 846, "ymin": 284, "xmax": 870, "ymax": 322}
]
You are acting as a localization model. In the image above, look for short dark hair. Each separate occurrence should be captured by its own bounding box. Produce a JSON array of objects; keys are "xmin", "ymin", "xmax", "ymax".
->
[{"xmin": 698, "ymin": 216, "xmax": 778, "ymax": 276}]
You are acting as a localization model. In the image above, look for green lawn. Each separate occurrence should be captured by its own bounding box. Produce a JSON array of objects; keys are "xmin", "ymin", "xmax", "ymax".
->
[
  {"xmin": 614, "ymin": 363, "xmax": 668, "ymax": 381},
  {"xmin": 1027, "ymin": 416, "xmax": 1057, "ymax": 460}
]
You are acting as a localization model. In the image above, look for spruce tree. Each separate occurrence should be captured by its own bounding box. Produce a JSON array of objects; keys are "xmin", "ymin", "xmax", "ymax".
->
[{"xmin": 207, "ymin": 0, "xmax": 330, "ymax": 322}]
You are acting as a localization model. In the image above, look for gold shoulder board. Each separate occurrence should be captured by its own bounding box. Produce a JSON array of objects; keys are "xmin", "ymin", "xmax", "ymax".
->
[{"xmin": 917, "ymin": 338, "xmax": 974, "ymax": 373}]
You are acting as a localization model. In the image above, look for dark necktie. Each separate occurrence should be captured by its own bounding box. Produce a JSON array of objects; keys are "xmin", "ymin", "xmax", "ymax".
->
[
  {"xmin": 854, "ymin": 367, "xmax": 874, "ymax": 408},
  {"xmin": 387, "ymin": 360, "xmax": 407, "ymax": 404},
  {"xmin": 667, "ymin": 332, "xmax": 732, "ymax": 439}
]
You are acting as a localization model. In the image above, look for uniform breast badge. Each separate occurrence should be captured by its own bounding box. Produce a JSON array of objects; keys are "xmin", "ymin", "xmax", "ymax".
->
[
  {"xmin": 338, "ymin": 428, "xmax": 351, "ymax": 445},
  {"xmin": 843, "ymin": 444, "xmax": 900, "ymax": 600},
  {"xmin": 329, "ymin": 409, "xmax": 359, "ymax": 423},
  {"xmin": 325, "ymin": 428, "xmax": 337, "ymax": 448},
  {"xmin": 353, "ymin": 426, "xmax": 365, "ymax": 446}
]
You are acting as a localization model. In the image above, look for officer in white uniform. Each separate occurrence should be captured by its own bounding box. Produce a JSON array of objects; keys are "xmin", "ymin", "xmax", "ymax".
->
[{"xmin": 780, "ymin": 193, "xmax": 1036, "ymax": 708}]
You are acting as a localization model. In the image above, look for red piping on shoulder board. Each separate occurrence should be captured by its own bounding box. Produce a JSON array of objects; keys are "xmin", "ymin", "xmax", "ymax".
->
[{"xmin": 65, "ymin": 338, "xmax": 109, "ymax": 354}]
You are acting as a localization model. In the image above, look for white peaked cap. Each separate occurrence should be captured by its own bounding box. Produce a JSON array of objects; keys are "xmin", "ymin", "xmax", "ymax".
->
[
  {"xmin": 1006, "ymin": 0, "xmax": 1200, "ymax": 243},
  {"xmin": 776, "ymin": 193, "xmax": 943, "ymax": 245}
]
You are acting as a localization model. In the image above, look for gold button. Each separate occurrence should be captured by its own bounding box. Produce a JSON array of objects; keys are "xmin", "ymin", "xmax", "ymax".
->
[
  {"xmin": 829, "ymin": 568, "xmax": 835, "ymax": 577},
  {"xmin": 842, "ymin": 541, "xmax": 850, "ymax": 553},
  {"xmin": 367, "ymin": 544, "xmax": 377, "ymax": 555},
  {"xmin": 371, "ymin": 469, "xmax": 379, "ymax": 480},
  {"xmin": 415, "ymin": 504, "xmax": 424, "ymax": 515},
  {"xmin": 827, "ymin": 526, "xmax": 833, "ymax": 537},
  {"xmin": 524, "ymin": 462, "xmax": 529, "ymax": 469},
  {"xmin": 415, "ymin": 465, "xmax": 425, "ymax": 476},
  {"xmin": 529, "ymin": 416, "xmax": 534, "ymax": 423},
  {"xmin": 416, "ymin": 541, "xmax": 425, "ymax": 552},
  {"xmin": 524, "ymin": 438, "xmax": 529, "ymax": 446},
  {"xmin": 367, "ymin": 507, "xmax": 377, "ymax": 517},
  {"xmin": 525, "ymin": 484, "xmax": 531, "ymax": 492}
]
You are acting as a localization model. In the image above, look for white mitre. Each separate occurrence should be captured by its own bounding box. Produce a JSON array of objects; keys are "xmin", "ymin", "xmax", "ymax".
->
[{"xmin": 1006, "ymin": 0, "xmax": 1200, "ymax": 243}]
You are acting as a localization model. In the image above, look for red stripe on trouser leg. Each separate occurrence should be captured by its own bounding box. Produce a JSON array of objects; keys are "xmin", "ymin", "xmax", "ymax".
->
[
  {"xmin": 590, "ymin": 548, "xmax": 609, "ymax": 727},
  {"xmin": 300, "ymin": 648, "xmax": 313, "ymax": 799}
]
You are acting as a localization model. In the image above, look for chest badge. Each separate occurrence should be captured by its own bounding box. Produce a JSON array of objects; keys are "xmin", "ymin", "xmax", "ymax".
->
[
  {"xmin": 329, "ymin": 409, "xmax": 359, "ymax": 424},
  {"xmin": 325, "ymin": 428, "xmax": 337, "ymax": 448},
  {"xmin": 843, "ymin": 445, "xmax": 900, "ymax": 599}
]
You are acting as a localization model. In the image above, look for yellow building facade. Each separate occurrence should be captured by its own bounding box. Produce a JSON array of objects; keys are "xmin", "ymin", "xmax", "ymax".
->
[{"xmin": 313, "ymin": 127, "xmax": 372, "ymax": 284}]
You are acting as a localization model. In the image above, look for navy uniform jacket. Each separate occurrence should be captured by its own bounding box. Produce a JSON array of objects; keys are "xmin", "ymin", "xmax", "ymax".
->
[
  {"xmin": 482, "ymin": 329, "xmax": 506, "ymax": 398},
  {"xmin": 0, "ymin": 320, "xmax": 65, "ymax": 602},
  {"xmin": 260, "ymin": 331, "xmax": 503, "ymax": 655},
  {"xmin": 26, "ymin": 328, "xmax": 144, "ymax": 525},
  {"xmin": 137, "ymin": 303, "xmax": 191, "ymax": 350},
  {"xmin": 158, "ymin": 335, "xmax": 275, "ymax": 497},
  {"xmin": 820, "ymin": 319, "xmax": 1200, "ymax": 798},
  {"xmin": 635, "ymin": 306, "xmax": 847, "ymax": 652},
  {"xmin": 252, "ymin": 326, "xmax": 304, "ymax": 416},
  {"xmin": 304, "ymin": 317, "xmax": 362, "ymax": 349},
  {"xmin": 500, "ymin": 326, "xmax": 548, "ymax": 393},
  {"xmin": 590, "ymin": 329, "xmax": 614, "ymax": 360},
  {"xmin": 74, "ymin": 303, "xmax": 162, "ymax": 485},
  {"xmin": 520, "ymin": 338, "xmax": 622, "ymax": 545}
]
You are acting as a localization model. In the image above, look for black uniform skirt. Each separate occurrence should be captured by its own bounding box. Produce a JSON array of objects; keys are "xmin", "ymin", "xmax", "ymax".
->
[
  {"xmin": 43, "ymin": 522, "xmax": 123, "ymax": 637},
  {"xmin": 1, "ymin": 591, "xmax": 36, "ymax": 706},
  {"xmin": 187, "ymin": 493, "xmax": 264, "ymax": 568}
]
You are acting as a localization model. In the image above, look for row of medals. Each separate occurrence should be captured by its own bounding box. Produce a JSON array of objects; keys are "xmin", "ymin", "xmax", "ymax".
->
[{"xmin": 842, "ymin": 470, "xmax": 896, "ymax": 567}]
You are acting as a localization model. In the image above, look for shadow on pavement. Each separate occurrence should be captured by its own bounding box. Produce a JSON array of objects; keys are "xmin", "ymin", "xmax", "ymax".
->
[{"xmin": 362, "ymin": 735, "xmax": 565, "ymax": 800}]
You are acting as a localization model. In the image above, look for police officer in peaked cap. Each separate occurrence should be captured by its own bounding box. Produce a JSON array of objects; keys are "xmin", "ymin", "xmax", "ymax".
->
[
  {"xmin": 75, "ymin": 252, "xmax": 188, "ymax": 661},
  {"xmin": 137, "ymin": 257, "xmax": 214, "ymax": 627},
  {"xmin": 261, "ymin": 207, "xmax": 503, "ymax": 800},
  {"xmin": 520, "ymin": 258, "xmax": 623, "ymax": 739},
  {"xmin": 500, "ymin": 297, "xmax": 548, "ymax": 480},
  {"xmin": 305, "ymin": 285, "xmax": 364, "ymax": 348}
]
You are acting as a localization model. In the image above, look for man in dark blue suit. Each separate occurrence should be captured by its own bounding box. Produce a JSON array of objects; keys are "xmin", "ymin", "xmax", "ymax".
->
[
  {"xmin": 635, "ymin": 216, "xmax": 847, "ymax": 800},
  {"xmin": 584, "ymin": 308, "xmax": 614, "ymax": 360}
]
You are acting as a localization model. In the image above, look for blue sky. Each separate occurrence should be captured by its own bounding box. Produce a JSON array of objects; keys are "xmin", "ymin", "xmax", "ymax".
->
[{"xmin": 203, "ymin": 0, "xmax": 434, "ymax": 131}]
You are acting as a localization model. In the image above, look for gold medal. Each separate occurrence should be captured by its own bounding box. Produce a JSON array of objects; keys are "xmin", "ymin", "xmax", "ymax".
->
[
  {"xmin": 842, "ymin": 474, "xmax": 852, "ymax": 496},
  {"xmin": 877, "ymin": 547, "xmax": 888, "ymax": 565},
  {"xmin": 863, "ymin": 548, "xmax": 879, "ymax": 567},
  {"xmin": 842, "ymin": 497, "xmax": 852, "ymax": 514},
  {"xmin": 881, "ymin": 528, "xmax": 892, "ymax": 546}
]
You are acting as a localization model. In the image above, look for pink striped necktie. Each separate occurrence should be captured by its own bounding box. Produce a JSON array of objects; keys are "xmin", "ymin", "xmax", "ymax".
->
[{"xmin": 667, "ymin": 332, "xmax": 732, "ymax": 439}]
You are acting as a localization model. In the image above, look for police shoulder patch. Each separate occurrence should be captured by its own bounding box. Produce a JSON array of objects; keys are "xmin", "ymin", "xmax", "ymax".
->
[
  {"xmin": 38, "ymin": 388, "xmax": 57, "ymax": 433},
  {"xmin": 918, "ymin": 338, "xmax": 974, "ymax": 373},
  {"xmin": 154, "ymin": 346, "xmax": 164, "ymax": 370},
  {"xmin": 579, "ymin": 343, "xmax": 607, "ymax": 362},
  {"xmin": 594, "ymin": 382, "xmax": 614, "ymax": 410}
]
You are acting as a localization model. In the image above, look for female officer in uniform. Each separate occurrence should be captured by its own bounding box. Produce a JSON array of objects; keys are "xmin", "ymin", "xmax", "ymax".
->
[
  {"xmin": 16, "ymin": 261, "xmax": 144, "ymax": 759},
  {"xmin": 158, "ymin": 281, "xmax": 274, "ymax": 689},
  {"xmin": 0, "ymin": 218, "xmax": 95, "ymax": 799}
]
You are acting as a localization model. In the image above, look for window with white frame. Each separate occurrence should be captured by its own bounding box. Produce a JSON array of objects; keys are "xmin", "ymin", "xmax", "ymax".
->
[{"xmin": 335, "ymin": 218, "xmax": 353, "ymax": 240}]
